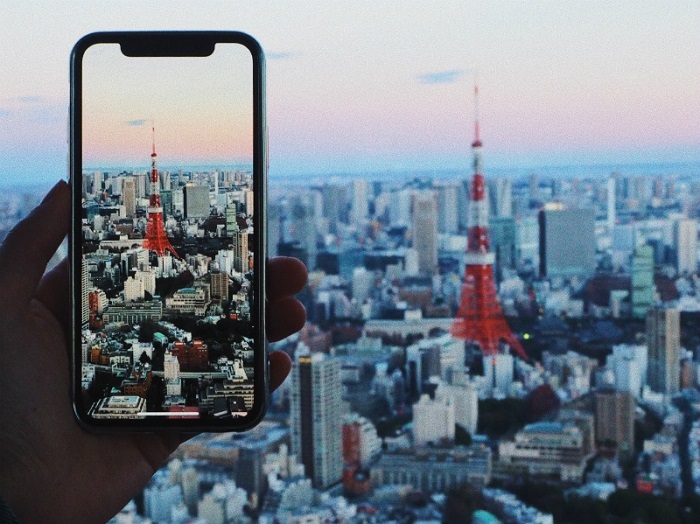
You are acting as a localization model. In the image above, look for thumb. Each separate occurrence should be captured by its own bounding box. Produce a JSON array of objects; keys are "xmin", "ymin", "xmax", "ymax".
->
[{"xmin": 0, "ymin": 180, "xmax": 70, "ymax": 309}]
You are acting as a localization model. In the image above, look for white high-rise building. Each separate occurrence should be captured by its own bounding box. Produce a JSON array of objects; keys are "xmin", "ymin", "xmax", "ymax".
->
[
  {"xmin": 436, "ymin": 182, "xmax": 460, "ymax": 234},
  {"xmin": 606, "ymin": 344, "xmax": 648, "ymax": 397},
  {"xmin": 489, "ymin": 177, "xmax": 513, "ymax": 218},
  {"xmin": 351, "ymin": 267, "xmax": 372, "ymax": 303},
  {"xmin": 390, "ymin": 188, "xmax": 414, "ymax": 226},
  {"xmin": 674, "ymin": 218, "xmax": 697, "ymax": 274},
  {"xmin": 483, "ymin": 354, "xmax": 514, "ymax": 397},
  {"xmin": 444, "ymin": 367, "xmax": 479, "ymax": 435},
  {"xmin": 413, "ymin": 393, "xmax": 455, "ymax": 446},
  {"xmin": 124, "ymin": 276, "xmax": 145, "ymax": 302},
  {"xmin": 350, "ymin": 179, "xmax": 369, "ymax": 226},
  {"xmin": 412, "ymin": 191, "xmax": 438, "ymax": 275},
  {"xmin": 164, "ymin": 353, "xmax": 182, "ymax": 396},
  {"xmin": 290, "ymin": 354, "xmax": 343, "ymax": 489},
  {"xmin": 134, "ymin": 269, "xmax": 156, "ymax": 297},
  {"xmin": 122, "ymin": 177, "xmax": 136, "ymax": 218}
]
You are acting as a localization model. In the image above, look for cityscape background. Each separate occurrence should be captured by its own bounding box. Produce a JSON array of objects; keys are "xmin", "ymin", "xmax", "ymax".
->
[{"xmin": 2, "ymin": 2, "xmax": 700, "ymax": 523}]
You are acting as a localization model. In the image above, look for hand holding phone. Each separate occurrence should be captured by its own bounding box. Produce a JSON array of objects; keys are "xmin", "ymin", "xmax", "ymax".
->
[{"xmin": 70, "ymin": 32, "xmax": 268, "ymax": 431}]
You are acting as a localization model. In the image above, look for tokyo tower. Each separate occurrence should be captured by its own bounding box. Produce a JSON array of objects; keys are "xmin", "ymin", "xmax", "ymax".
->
[
  {"xmin": 143, "ymin": 126, "xmax": 180, "ymax": 258},
  {"xmin": 451, "ymin": 84, "xmax": 528, "ymax": 360}
]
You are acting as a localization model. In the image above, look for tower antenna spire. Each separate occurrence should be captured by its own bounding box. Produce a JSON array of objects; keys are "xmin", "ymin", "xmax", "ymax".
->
[
  {"xmin": 474, "ymin": 76, "xmax": 480, "ymax": 143},
  {"xmin": 151, "ymin": 121, "xmax": 156, "ymax": 157}
]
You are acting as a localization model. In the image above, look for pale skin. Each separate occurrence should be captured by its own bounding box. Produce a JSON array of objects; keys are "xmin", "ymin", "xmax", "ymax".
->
[{"xmin": 0, "ymin": 180, "xmax": 307, "ymax": 523}]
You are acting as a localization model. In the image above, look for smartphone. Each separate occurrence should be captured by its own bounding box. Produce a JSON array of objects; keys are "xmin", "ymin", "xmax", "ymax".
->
[{"xmin": 69, "ymin": 32, "xmax": 267, "ymax": 430}]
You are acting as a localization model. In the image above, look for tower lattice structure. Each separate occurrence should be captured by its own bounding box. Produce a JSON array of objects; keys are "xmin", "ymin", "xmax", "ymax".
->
[
  {"xmin": 143, "ymin": 126, "xmax": 180, "ymax": 258},
  {"xmin": 451, "ymin": 85, "xmax": 528, "ymax": 360}
]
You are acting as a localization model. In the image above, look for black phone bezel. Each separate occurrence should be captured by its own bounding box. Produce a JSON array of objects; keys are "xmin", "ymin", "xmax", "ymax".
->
[{"xmin": 69, "ymin": 31, "xmax": 267, "ymax": 432}]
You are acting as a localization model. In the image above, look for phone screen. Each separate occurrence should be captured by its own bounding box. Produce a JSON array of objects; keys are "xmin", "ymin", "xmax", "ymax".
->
[{"xmin": 73, "ymin": 34, "xmax": 265, "ymax": 429}]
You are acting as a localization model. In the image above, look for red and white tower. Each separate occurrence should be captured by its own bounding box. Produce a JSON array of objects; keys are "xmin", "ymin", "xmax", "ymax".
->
[
  {"xmin": 143, "ymin": 126, "xmax": 179, "ymax": 258},
  {"xmin": 452, "ymin": 84, "xmax": 527, "ymax": 360}
]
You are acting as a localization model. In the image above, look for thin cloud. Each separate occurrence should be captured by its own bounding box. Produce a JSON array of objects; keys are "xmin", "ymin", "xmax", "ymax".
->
[
  {"xmin": 417, "ymin": 69, "xmax": 465, "ymax": 85},
  {"xmin": 18, "ymin": 95, "xmax": 42, "ymax": 103},
  {"xmin": 0, "ymin": 109, "xmax": 10, "ymax": 118},
  {"xmin": 126, "ymin": 119, "xmax": 148, "ymax": 126}
]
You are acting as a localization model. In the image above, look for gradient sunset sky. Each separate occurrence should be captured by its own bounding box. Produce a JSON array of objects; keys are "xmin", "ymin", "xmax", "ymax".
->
[
  {"xmin": 0, "ymin": 1, "xmax": 698, "ymax": 186},
  {"xmin": 81, "ymin": 43, "xmax": 252, "ymax": 167}
]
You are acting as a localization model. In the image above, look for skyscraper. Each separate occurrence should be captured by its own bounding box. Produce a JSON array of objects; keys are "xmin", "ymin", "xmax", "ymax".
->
[
  {"xmin": 631, "ymin": 245, "xmax": 655, "ymax": 319},
  {"xmin": 539, "ymin": 208, "xmax": 596, "ymax": 278},
  {"xmin": 674, "ymin": 218, "xmax": 698, "ymax": 275},
  {"xmin": 232, "ymin": 230, "xmax": 249, "ymax": 273},
  {"xmin": 488, "ymin": 177, "xmax": 513, "ymax": 218},
  {"xmin": 436, "ymin": 182, "xmax": 460, "ymax": 234},
  {"xmin": 225, "ymin": 204, "xmax": 238, "ymax": 236},
  {"xmin": 183, "ymin": 184, "xmax": 210, "ymax": 219},
  {"xmin": 594, "ymin": 389, "xmax": 635, "ymax": 460},
  {"xmin": 210, "ymin": 271, "xmax": 229, "ymax": 301},
  {"xmin": 350, "ymin": 179, "xmax": 369, "ymax": 226},
  {"xmin": 412, "ymin": 191, "xmax": 438, "ymax": 275},
  {"xmin": 290, "ymin": 353, "xmax": 343, "ymax": 489},
  {"xmin": 122, "ymin": 177, "xmax": 136, "ymax": 218},
  {"xmin": 646, "ymin": 306, "xmax": 681, "ymax": 395},
  {"xmin": 489, "ymin": 216, "xmax": 517, "ymax": 279},
  {"xmin": 607, "ymin": 176, "xmax": 616, "ymax": 231}
]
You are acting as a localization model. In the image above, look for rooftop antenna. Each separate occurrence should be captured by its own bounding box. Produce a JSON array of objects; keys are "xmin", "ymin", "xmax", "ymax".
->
[{"xmin": 473, "ymin": 72, "xmax": 481, "ymax": 146}]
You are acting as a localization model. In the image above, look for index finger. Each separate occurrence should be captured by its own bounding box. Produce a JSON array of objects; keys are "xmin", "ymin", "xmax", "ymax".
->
[{"xmin": 266, "ymin": 256, "xmax": 307, "ymax": 301}]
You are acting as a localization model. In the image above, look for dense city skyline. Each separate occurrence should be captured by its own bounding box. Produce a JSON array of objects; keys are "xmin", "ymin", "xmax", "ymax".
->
[
  {"xmin": 1, "ymin": 1, "xmax": 699, "ymax": 185},
  {"xmin": 3, "ymin": 3, "xmax": 700, "ymax": 521}
]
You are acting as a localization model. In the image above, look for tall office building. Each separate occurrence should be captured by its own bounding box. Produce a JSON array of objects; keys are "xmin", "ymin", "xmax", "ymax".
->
[
  {"xmin": 290, "ymin": 353, "xmax": 343, "ymax": 489},
  {"xmin": 674, "ymin": 218, "xmax": 698, "ymax": 275},
  {"xmin": 81, "ymin": 260, "xmax": 90, "ymax": 327},
  {"xmin": 489, "ymin": 216, "xmax": 517, "ymax": 278},
  {"xmin": 350, "ymin": 179, "xmax": 369, "ymax": 226},
  {"xmin": 232, "ymin": 230, "xmax": 249, "ymax": 273},
  {"xmin": 290, "ymin": 193, "xmax": 318, "ymax": 271},
  {"xmin": 225, "ymin": 204, "xmax": 238, "ymax": 236},
  {"xmin": 268, "ymin": 202, "xmax": 281, "ymax": 257},
  {"xmin": 436, "ymin": 182, "xmax": 460, "ymax": 234},
  {"xmin": 631, "ymin": 245, "xmax": 655, "ymax": 319},
  {"xmin": 488, "ymin": 177, "xmax": 512, "ymax": 218},
  {"xmin": 528, "ymin": 173, "xmax": 539, "ymax": 203},
  {"xmin": 607, "ymin": 176, "xmax": 616, "ymax": 231},
  {"xmin": 122, "ymin": 177, "xmax": 136, "ymax": 218},
  {"xmin": 160, "ymin": 190, "xmax": 173, "ymax": 219},
  {"xmin": 321, "ymin": 183, "xmax": 348, "ymax": 234},
  {"xmin": 183, "ymin": 184, "xmax": 210, "ymax": 219},
  {"xmin": 412, "ymin": 191, "xmax": 438, "ymax": 274},
  {"xmin": 516, "ymin": 216, "xmax": 539, "ymax": 267},
  {"xmin": 646, "ymin": 306, "xmax": 681, "ymax": 395},
  {"xmin": 539, "ymin": 208, "xmax": 596, "ymax": 278},
  {"xmin": 594, "ymin": 389, "xmax": 635, "ymax": 459},
  {"xmin": 210, "ymin": 271, "xmax": 229, "ymax": 301}
]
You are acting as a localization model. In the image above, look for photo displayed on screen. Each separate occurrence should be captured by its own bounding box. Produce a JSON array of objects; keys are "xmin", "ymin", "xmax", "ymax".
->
[{"xmin": 79, "ymin": 43, "xmax": 256, "ymax": 421}]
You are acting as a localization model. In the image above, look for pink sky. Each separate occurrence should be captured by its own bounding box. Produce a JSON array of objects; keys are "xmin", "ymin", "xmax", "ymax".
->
[
  {"xmin": 0, "ymin": 2, "xmax": 698, "ymax": 184},
  {"xmin": 81, "ymin": 43, "xmax": 252, "ymax": 167}
]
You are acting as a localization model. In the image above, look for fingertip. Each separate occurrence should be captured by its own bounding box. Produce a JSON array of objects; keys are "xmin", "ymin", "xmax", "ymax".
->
[
  {"xmin": 267, "ymin": 256, "xmax": 308, "ymax": 300},
  {"xmin": 266, "ymin": 297, "xmax": 306, "ymax": 342},
  {"xmin": 269, "ymin": 350, "xmax": 292, "ymax": 392}
]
